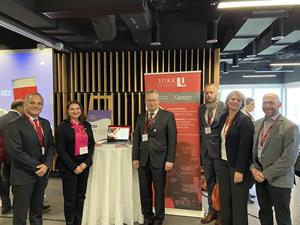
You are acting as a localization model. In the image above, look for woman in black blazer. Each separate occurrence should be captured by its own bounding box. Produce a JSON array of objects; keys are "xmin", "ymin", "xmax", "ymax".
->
[
  {"xmin": 56, "ymin": 100, "xmax": 95, "ymax": 225},
  {"xmin": 218, "ymin": 91, "xmax": 254, "ymax": 225}
]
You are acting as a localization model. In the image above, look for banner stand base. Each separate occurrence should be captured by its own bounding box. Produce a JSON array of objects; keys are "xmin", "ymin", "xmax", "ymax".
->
[{"xmin": 165, "ymin": 208, "xmax": 205, "ymax": 218}]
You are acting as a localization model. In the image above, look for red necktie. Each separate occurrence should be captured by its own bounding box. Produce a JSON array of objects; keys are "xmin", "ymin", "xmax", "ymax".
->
[
  {"xmin": 146, "ymin": 112, "xmax": 155, "ymax": 130},
  {"xmin": 33, "ymin": 119, "xmax": 44, "ymax": 147}
]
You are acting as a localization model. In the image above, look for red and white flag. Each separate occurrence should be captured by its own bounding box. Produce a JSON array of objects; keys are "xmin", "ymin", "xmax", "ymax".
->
[{"xmin": 12, "ymin": 77, "xmax": 37, "ymax": 100}]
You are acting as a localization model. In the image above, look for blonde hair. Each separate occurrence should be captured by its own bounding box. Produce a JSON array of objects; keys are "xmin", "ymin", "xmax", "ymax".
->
[{"xmin": 225, "ymin": 90, "xmax": 245, "ymax": 111}]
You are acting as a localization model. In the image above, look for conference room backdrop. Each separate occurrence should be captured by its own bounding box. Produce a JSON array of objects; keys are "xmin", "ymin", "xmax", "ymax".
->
[{"xmin": 54, "ymin": 48, "xmax": 220, "ymax": 130}]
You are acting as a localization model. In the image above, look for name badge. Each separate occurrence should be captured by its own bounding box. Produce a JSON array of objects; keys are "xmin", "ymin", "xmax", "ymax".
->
[
  {"xmin": 80, "ymin": 146, "xmax": 88, "ymax": 155},
  {"xmin": 205, "ymin": 127, "xmax": 212, "ymax": 134},
  {"xmin": 142, "ymin": 134, "xmax": 148, "ymax": 142},
  {"xmin": 41, "ymin": 147, "xmax": 45, "ymax": 155}
]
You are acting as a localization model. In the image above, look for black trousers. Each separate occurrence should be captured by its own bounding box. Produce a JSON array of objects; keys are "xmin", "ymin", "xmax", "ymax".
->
[
  {"xmin": 201, "ymin": 155, "xmax": 219, "ymax": 215},
  {"xmin": 60, "ymin": 167, "xmax": 89, "ymax": 225},
  {"xmin": 138, "ymin": 162, "xmax": 166, "ymax": 221},
  {"xmin": 256, "ymin": 181, "xmax": 291, "ymax": 225},
  {"xmin": 0, "ymin": 162, "xmax": 11, "ymax": 209},
  {"xmin": 12, "ymin": 176, "xmax": 46, "ymax": 225},
  {"xmin": 218, "ymin": 160, "xmax": 249, "ymax": 225}
]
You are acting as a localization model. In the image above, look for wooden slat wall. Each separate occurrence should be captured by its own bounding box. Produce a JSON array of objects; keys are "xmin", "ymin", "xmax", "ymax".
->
[{"xmin": 54, "ymin": 48, "xmax": 220, "ymax": 130}]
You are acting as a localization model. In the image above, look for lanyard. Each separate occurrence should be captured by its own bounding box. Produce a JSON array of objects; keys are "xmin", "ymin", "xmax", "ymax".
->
[
  {"xmin": 222, "ymin": 115, "xmax": 234, "ymax": 138},
  {"xmin": 259, "ymin": 119, "xmax": 278, "ymax": 147},
  {"xmin": 205, "ymin": 102, "xmax": 219, "ymax": 126}
]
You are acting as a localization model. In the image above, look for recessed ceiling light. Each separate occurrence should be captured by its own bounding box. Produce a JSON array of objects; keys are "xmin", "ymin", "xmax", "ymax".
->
[{"xmin": 218, "ymin": 0, "xmax": 300, "ymax": 9}]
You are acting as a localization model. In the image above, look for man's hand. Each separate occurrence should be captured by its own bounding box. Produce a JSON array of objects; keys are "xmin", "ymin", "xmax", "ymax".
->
[
  {"xmin": 165, "ymin": 162, "xmax": 174, "ymax": 171},
  {"xmin": 74, "ymin": 166, "xmax": 83, "ymax": 175},
  {"xmin": 35, "ymin": 164, "xmax": 48, "ymax": 177},
  {"xmin": 251, "ymin": 168, "xmax": 265, "ymax": 183},
  {"xmin": 79, "ymin": 163, "xmax": 87, "ymax": 171},
  {"xmin": 233, "ymin": 171, "xmax": 244, "ymax": 184},
  {"xmin": 132, "ymin": 160, "xmax": 139, "ymax": 169}
]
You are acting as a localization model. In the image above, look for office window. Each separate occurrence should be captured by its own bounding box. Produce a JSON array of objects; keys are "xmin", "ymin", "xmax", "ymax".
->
[
  {"xmin": 253, "ymin": 88, "xmax": 282, "ymax": 119},
  {"xmin": 286, "ymin": 87, "xmax": 300, "ymax": 128},
  {"xmin": 220, "ymin": 85, "xmax": 283, "ymax": 120},
  {"xmin": 220, "ymin": 88, "xmax": 252, "ymax": 102}
]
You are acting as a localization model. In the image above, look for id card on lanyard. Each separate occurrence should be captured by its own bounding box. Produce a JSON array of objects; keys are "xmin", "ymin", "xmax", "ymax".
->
[
  {"xmin": 142, "ymin": 112, "xmax": 155, "ymax": 142},
  {"xmin": 205, "ymin": 103, "xmax": 219, "ymax": 134}
]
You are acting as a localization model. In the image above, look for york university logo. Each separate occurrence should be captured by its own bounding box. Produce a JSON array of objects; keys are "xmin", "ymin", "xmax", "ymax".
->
[{"xmin": 176, "ymin": 77, "xmax": 187, "ymax": 87}]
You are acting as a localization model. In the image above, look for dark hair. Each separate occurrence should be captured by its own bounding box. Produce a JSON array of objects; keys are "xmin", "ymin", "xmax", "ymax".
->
[
  {"xmin": 66, "ymin": 100, "xmax": 86, "ymax": 123},
  {"xmin": 246, "ymin": 97, "xmax": 255, "ymax": 105},
  {"xmin": 10, "ymin": 100, "xmax": 24, "ymax": 110}
]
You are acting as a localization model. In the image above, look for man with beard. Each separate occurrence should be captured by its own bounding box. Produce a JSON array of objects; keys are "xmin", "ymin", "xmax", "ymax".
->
[
  {"xmin": 251, "ymin": 93, "xmax": 299, "ymax": 225},
  {"xmin": 199, "ymin": 84, "xmax": 224, "ymax": 225}
]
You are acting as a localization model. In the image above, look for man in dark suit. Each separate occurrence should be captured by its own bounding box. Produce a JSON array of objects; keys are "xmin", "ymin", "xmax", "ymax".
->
[
  {"xmin": 5, "ymin": 93, "xmax": 55, "ymax": 225},
  {"xmin": 132, "ymin": 89, "xmax": 177, "ymax": 225},
  {"xmin": 251, "ymin": 93, "xmax": 300, "ymax": 225},
  {"xmin": 199, "ymin": 84, "xmax": 224, "ymax": 225},
  {"xmin": 0, "ymin": 100, "xmax": 24, "ymax": 214}
]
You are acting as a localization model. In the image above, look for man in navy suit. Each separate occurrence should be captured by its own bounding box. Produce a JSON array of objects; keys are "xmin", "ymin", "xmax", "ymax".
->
[
  {"xmin": 6, "ymin": 93, "xmax": 55, "ymax": 225},
  {"xmin": 0, "ymin": 100, "xmax": 24, "ymax": 214},
  {"xmin": 132, "ymin": 89, "xmax": 177, "ymax": 225}
]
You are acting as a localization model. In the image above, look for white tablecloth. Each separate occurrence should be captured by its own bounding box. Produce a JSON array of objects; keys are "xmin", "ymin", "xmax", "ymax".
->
[{"xmin": 82, "ymin": 143, "xmax": 144, "ymax": 225}]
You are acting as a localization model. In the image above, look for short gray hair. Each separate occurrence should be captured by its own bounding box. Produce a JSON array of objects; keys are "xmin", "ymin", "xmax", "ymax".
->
[
  {"xmin": 145, "ymin": 89, "xmax": 159, "ymax": 95},
  {"xmin": 24, "ymin": 93, "xmax": 44, "ymax": 103},
  {"xmin": 225, "ymin": 90, "xmax": 245, "ymax": 111}
]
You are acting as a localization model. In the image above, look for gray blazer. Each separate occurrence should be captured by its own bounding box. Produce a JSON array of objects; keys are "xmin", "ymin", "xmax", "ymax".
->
[
  {"xmin": 132, "ymin": 108, "xmax": 177, "ymax": 168},
  {"xmin": 199, "ymin": 101, "xmax": 224, "ymax": 159},
  {"xmin": 251, "ymin": 114, "xmax": 300, "ymax": 188}
]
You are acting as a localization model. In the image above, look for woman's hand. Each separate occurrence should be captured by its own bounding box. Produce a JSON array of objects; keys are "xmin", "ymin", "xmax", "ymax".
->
[
  {"xmin": 233, "ymin": 171, "xmax": 244, "ymax": 184},
  {"xmin": 79, "ymin": 163, "xmax": 87, "ymax": 171},
  {"xmin": 74, "ymin": 166, "xmax": 83, "ymax": 174}
]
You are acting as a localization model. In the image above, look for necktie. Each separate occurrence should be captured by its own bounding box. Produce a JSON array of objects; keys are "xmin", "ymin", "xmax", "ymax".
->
[
  {"xmin": 146, "ymin": 112, "xmax": 155, "ymax": 130},
  {"xmin": 33, "ymin": 119, "xmax": 44, "ymax": 147}
]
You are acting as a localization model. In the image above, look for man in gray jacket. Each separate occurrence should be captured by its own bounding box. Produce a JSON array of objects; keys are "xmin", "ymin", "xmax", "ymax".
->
[{"xmin": 251, "ymin": 93, "xmax": 300, "ymax": 225}]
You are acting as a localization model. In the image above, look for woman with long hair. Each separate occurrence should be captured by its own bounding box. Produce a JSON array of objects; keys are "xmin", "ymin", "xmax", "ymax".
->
[{"xmin": 56, "ymin": 100, "xmax": 95, "ymax": 225}]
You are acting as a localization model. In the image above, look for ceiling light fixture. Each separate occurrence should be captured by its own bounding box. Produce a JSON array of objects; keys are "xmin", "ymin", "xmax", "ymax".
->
[
  {"xmin": 243, "ymin": 74, "xmax": 277, "ymax": 78},
  {"xmin": 218, "ymin": 0, "xmax": 300, "ymax": 9},
  {"xmin": 246, "ymin": 41, "xmax": 256, "ymax": 57},
  {"xmin": 206, "ymin": 20, "xmax": 218, "ymax": 44},
  {"xmin": 270, "ymin": 62, "xmax": 300, "ymax": 66},
  {"xmin": 0, "ymin": 16, "xmax": 68, "ymax": 52},
  {"xmin": 232, "ymin": 54, "xmax": 239, "ymax": 67},
  {"xmin": 151, "ymin": 20, "xmax": 161, "ymax": 46},
  {"xmin": 220, "ymin": 62, "xmax": 229, "ymax": 73},
  {"xmin": 271, "ymin": 18, "xmax": 284, "ymax": 41},
  {"xmin": 150, "ymin": 2, "xmax": 161, "ymax": 46}
]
